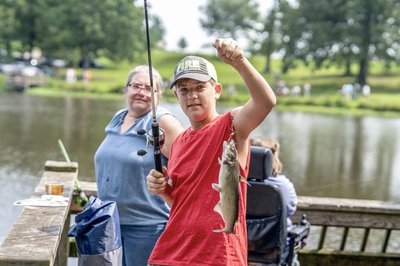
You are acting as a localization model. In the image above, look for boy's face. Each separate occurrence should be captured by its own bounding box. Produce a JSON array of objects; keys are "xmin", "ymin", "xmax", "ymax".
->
[{"xmin": 174, "ymin": 78, "xmax": 221, "ymax": 125}]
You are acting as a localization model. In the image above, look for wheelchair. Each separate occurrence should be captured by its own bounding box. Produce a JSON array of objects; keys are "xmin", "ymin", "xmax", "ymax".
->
[{"xmin": 246, "ymin": 146, "xmax": 310, "ymax": 266}]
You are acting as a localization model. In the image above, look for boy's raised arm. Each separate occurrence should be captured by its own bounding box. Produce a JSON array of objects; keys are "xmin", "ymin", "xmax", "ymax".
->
[{"xmin": 213, "ymin": 38, "xmax": 276, "ymax": 162}]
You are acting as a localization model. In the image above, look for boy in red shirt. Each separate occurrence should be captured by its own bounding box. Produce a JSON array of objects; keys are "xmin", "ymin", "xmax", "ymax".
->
[{"xmin": 146, "ymin": 38, "xmax": 276, "ymax": 265}]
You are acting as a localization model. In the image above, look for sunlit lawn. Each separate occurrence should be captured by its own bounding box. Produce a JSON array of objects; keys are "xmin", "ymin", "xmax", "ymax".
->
[{"xmin": 2, "ymin": 49, "xmax": 400, "ymax": 116}]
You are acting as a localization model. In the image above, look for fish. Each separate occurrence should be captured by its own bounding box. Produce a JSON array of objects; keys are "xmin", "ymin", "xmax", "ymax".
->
[{"xmin": 211, "ymin": 138, "xmax": 248, "ymax": 234}]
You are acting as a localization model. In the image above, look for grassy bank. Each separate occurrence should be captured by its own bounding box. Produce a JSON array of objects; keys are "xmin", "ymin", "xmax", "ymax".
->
[{"xmin": 2, "ymin": 50, "xmax": 400, "ymax": 117}]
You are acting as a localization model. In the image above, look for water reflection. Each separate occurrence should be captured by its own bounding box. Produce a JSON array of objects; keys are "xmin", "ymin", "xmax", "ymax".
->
[
  {"xmin": 1, "ymin": 93, "xmax": 400, "ymax": 244},
  {"xmin": 251, "ymin": 112, "xmax": 400, "ymax": 201}
]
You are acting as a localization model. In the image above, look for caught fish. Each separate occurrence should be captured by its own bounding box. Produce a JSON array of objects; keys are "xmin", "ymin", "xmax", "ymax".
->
[{"xmin": 212, "ymin": 138, "xmax": 248, "ymax": 234}]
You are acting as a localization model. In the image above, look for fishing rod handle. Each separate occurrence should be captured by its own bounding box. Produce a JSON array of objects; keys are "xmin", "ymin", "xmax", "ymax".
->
[{"xmin": 152, "ymin": 122, "xmax": 163, "ymax": 172}]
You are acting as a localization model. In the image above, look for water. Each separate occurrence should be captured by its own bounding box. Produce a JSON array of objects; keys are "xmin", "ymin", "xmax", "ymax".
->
[{"xmin": 1, "ymin": 92, "xmax": 400, "ymax": 245}]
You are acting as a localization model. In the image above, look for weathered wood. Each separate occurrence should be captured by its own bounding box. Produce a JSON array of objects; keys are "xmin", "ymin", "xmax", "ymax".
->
[
  {"xmin": 292, "ymin": 196, "xmax": 400, "ymax": 230},
  {"xmin": 72, "ymin": 182, "xmax": 400, "ymax": 265},
  {"xmin": 299, "ymin": 250, "xmax": 400, "ymax": 266},
  {"xmin": 73, "ymin": 183, "xmax": 400, "ymax": 229},
  {"xmin": 296, "ymin": 196, "xmax": 400, "ymax": 216},
  {"xmin": 0, "ymin": 161, "xmax": 78, "ymax": 266},
  {"xmin": 44, "ymin": 161, "xmax": 78, "ymax": 173}
]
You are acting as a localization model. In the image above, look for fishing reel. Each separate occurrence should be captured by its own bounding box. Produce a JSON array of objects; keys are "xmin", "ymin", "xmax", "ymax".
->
[{"xmin": 137, "ymin": 128, "xmax": 165, "ymax": 156}]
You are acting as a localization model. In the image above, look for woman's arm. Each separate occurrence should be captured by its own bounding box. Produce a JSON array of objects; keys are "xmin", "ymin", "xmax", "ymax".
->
[{"xmin": 159, "ymin": 114, "xmax": 184, "ymax": 158}]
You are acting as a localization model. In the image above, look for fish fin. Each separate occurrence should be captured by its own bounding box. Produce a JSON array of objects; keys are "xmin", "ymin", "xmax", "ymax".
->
[
  {"xmin": 212, "ymin": 228, "xmax": 237, "ymax": 235},
  {"xmin": 240, "ymin": 176, "xmax": 251, "ymax": 186},
  {"xmin": 212, "ymin": 183, "xmax": 221, "ymax": 192},
  {"xmin": 213, "ymin": 201, "xmax": 223, "ymax": 215}
]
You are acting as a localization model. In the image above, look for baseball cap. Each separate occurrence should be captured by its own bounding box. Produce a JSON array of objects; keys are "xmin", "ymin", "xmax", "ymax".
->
[{"xmin": 169, "ymin": 56, "xmax": 218, "ymax": 89}]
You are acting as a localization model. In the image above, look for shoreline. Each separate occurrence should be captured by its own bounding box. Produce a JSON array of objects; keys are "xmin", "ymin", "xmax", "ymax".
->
[{"xmin": 20, "ymin": 88, "xmax": 400, "ymax": 119}]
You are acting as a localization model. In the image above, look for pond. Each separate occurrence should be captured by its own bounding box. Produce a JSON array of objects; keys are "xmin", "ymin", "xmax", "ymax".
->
[{"xmin": 1, "ymin": 92, "xmax": 399, "ymax": 244}]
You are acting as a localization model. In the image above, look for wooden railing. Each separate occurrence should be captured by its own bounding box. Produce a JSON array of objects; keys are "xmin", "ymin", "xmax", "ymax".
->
[
  {"xmin": 0, "ymin": 161, "xmax": 77, "ymax": 266},
  {"xmin": 2, "ymin": 160, "xmax": 400, "ymax": 266},
  {"xmin": 71, "ymin": 182, "xmax": 400, "ymax": 266},
  {"xmin": 292, "ymin": 196, "xmax": 400, "ymax": 266}
]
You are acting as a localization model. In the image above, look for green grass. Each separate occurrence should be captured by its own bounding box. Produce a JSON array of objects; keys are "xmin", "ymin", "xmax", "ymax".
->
[{"xmin": 1, "ymin": 50, "xmax": 400, "ymax": 117}]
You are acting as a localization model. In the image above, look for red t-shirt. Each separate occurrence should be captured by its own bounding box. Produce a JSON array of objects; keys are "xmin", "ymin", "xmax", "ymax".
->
[{"xmin": 148, "ymin": 112, "xmax": 250, "ymax": 266}]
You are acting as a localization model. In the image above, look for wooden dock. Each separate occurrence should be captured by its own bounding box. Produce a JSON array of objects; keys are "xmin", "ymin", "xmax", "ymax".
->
[
  {"xmin": 0, "ymin": 161, "xmax": 77, "ymax": 266},
  {"xmin": 1, "ymin": 160, "xmax": 400, "ymax": 265},
  {"xmin": 72, "ymin": 184, "xmax": 400, "ymax": 266}
]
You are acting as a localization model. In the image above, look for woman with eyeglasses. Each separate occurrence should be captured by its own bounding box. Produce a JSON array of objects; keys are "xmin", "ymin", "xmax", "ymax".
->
[{"xmin": 94, "ymin": 65, "xmax": 184, "ymax": 266}]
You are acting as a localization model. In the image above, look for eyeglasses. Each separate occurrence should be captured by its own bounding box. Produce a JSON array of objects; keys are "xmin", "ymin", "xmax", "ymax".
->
[{"xmin": 127, "ymin": 82, "xmax": 155, "ymax": 94}]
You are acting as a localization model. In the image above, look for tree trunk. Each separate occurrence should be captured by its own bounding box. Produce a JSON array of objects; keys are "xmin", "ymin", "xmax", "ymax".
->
[
  {"xmin": 344, "ymin": 61, "xmax": 352, "ymax": 76},
  {"xmin": 264, "ymin": 53, "xmax": 271, "ymax": 74},
  {"xmin": 357, "ymin": 0, "xmax": 373, "ymax": 86},
  {"xmin": 357, "ymin": 58, "xmax": 367, "ymax": 86},
  {"xmin": 82, "ymin": 44, "xmax": 91, "ymax": 84}
]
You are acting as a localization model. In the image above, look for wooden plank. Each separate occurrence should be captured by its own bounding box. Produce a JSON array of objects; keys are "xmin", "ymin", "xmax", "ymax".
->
[
  {"xmin": 297, "ymin": 196, "xmax": 400, "ymax": 214},
  {"xmin": 292, "ymin": 196, "xmax": 400, "ymax": 229},
  {"xmin": 293, "ymin": 210, "xmax": 400, "ymax": 229},
  {"xmin": 74, "ymin": 184, "xmax": 400, "ymax": 229},
  {"xmin": 44, "ymin": 161, "xmax": 78, "ymax": 173},
  {"xmin": 71, "ymin": 182, "xmax": 400, "ymax": 264},
  {"xmin": 0, "ymin": 161, "xmax": 78, "ymax": 266},
  {"xmin": 299, "ymin": 249, "xmax": 400, "ymax": 266}
]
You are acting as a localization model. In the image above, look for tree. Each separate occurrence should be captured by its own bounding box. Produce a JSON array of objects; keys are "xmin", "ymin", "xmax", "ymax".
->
[
  {"xmin": 277, "ymin": 0, "xmax": 305, "ymax": 74},
  {"xmin": 0, "ymin": 0, "xmax": 165, "ymax": 70},
  {"xmin": 253, "ymin": 0, "xmax": 281, "ymax": 74},
  {"xmin": 149, "ymin": 15, "xmax": 165, "ymax": 49},
  {"xmin": 0, "ymin": 0, "xmax": 43, "ymax": 59},
  {"xmin": 199, "ymin": 0, "xmax": 260, "ymax": 40},
  {"xmin": 278, "ymin": 0, "xmax": 400, "ymax": 85},
  {"xmin": 0, "ymin": 1, "xmax": 17, "ymax": 59},
  {"xmin": 177, "ymin": 37, "xmax": 188, "ymax": 51},
  {"xmin": 43, "ymin": 0, "xmax": 145, "ymax": 68}
]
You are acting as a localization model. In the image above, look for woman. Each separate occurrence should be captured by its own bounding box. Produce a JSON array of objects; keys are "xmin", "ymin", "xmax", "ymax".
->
[{"xmin": 94, "ymin": 65, "xmax": 184, "ymax": 266}]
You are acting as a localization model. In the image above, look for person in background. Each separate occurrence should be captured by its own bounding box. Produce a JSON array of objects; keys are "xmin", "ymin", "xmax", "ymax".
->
[
  {"xmin": 94, "ymin": 65, "xmax": 184, "ymax": 266},
  {"xmin": 250, "ymin": 136, "xmax": 299, "ymax": 265},
  {"xmin": 362, "ymin": 84, "xmax": 371, "ymax": 98},
  {"xmin": 146, "ymin": 38, "xmax": 277, "ymax": 265}
]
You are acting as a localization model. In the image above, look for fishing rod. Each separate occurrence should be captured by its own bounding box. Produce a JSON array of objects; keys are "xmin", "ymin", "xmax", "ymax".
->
[
  {"xmin": 143, "ymin": 0, "xmax": 163, "ymax": 172},
  {"xmin": 58, "ymin": 139, "xmax": 88, "ymax": 207}
]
